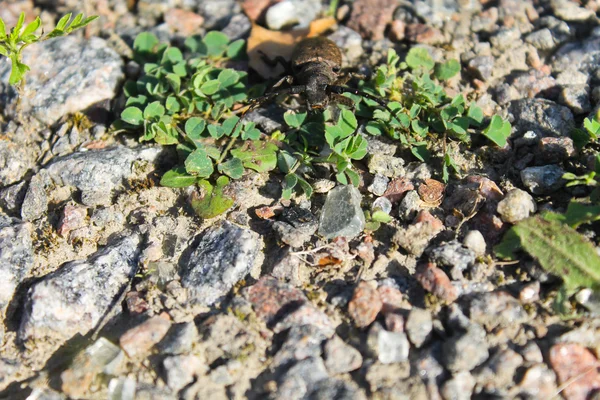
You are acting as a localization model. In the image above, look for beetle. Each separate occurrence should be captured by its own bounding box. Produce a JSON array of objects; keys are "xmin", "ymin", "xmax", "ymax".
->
[{"xmin": 243, "ymin": 36, "xmax": 399, "ymax": 120}]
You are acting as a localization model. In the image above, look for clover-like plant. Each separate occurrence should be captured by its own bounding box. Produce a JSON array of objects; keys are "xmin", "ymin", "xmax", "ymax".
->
[{"xmin": 0, "ymin": 12, "xmax": 98, "ymax": 85}]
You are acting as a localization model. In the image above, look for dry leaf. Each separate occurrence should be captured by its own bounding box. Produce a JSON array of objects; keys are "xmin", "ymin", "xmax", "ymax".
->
[{"xmin": 247, "ymin": 17, "xmax": 337, "ymax": 78}]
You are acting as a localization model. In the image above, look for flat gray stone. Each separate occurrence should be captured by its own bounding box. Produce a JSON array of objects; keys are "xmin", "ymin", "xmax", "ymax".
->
[
  {"xmin": 181, "ymin": 221, "xmax": 261, "ymax": 305},
  {"xmin": 520, "ymin": 165, "xmax": 565, "ymax": 195},
  {"xmin": 19, "ymin": 234, "xmax": 141, "ymax": 349},
  {"xmin": 508, "ymin": 99, "xmax": 574, "ymax": 137},
  {"xmin": 0, "ymin": 36, "xmax": 123, "ymax": 126},
  {"xmin": 318, "ymin": 185, "xmax": 365, "ymax": 239}
]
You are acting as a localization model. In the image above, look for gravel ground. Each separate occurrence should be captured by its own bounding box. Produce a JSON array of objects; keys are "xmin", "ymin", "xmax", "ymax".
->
[{"xmin": 0, "ymin": 0, "xmax": 599, "ymax": 399}]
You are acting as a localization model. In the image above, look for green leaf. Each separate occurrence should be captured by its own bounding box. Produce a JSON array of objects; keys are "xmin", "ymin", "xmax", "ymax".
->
[
  {"xmin": 482, "ymin": 115, "xmax": 511, "ymax": 147},
  {"xmin": 0, "ymin": 44, "xmax": 8, "ymax": 57},
  {"xmin": 277, "ymin": 150, "xmax": 298, "ymax": 173},
  {"xmin": 0, "ymin": 17, "xmax": 6, "ymax": 40},
  {"xmin": 282, "ymin": 173, "xmax": 299, "ymax": 199},
  {"xmin": 325, "ymin": 125, "xmax": 344, "ymax": 147},
  {"xmin": 411, "ymin": 144, "xmax": 430, "ymax": 162},
  {"xmin": 571, "ymin": 128, "xmax": 592, "ymax": 150},
  {"xmin": 143, "ymin": 101, "xmax": 165, "ymax": 119},
  {"xmin": 560, "ymin": 202, "xmax": 600, "ymax": 228},
  {"xmin": 217, "ymin": 69, "xmax": 239, "ymax": 87},
  {"xmin": 55, "ymin": 13, "xmax": 71, "ymax": 31},
  {"xmin": 165, "ymin": 96, "xmax": 181, "ymax": 112},
  {"xmin": 338, "ymin": 109, "xmax": 358, "ymax": 137},
  {"xmin": 20, "ymin": 17, "xmax": 41, "ymax": 40},
  {"xmin": 371, "ymin": 210, "xmax": 392, "ymax": 223},
  {"xmin": 162, "ymin": 47, "xmax": 183, "ymax": 64},
  {"xmin": 218, "ymin": 157, "xmax": 244, "ymax": 179},
  {"xmin": 200, "ymin": 80, "xmax": 220, "ymax": 95},
  {"xmin": 160, "ymin": 166, "xmax": 197, "ymax": 187},
  {"xmin": 345, "ymin": 169, "xmax": 360, "ymax": 186},
  {"xmin": 165, "ymin": 73, "xmax": 181, "ymax": 93},
  {"xmin": 284, "ymin": 110, "xmax": 307, "ymax": 128},
  {"xmin": 121, "ymin": 107, "xmax": 144, "ymax": 126},
  {"xmin": 347, "ymin": 135, "xmax": 368, "ymax": 160},
  {"xmin": 230, "ymin": 141, "xmax": 278, "ymax": 172},
  {"xmin": 365, "ymin": 120, "xmax": 386, "ymax": 136},
  {"xmin": 185, "ymin": 148, "xmax": 214, "ymax": 178},
  {"xmin": 296, "ymin": 176, "xmax": 313, "ymax": 198},
  {"xmin": 8, "ymin": 54, "xmax": 29, "ymax": 85},
  {"xmin": 191, "ymin": 177, "xmax": 234, "ymax": 219},
  {"xmin": 226, "ymin": 39, "xmax": 246, "ymax": 59},
  {"xmin": 495, "ymin": 216, "xmax": 600, "ymax": 292},
  {"xmin": 467, "ymin": 103, "xmax": 484, "ymax": 125},
  {"xmin": 584, "ymin": 117, "xmax": 600, "ymax": 139},
  {"xmin": 405, "ymin": 47, "xmax": 434, "ymax": 71},
  {"xmin": 133, "ymin": 32, "xmax": 159, "ymax": 53},
  {"xmin": 185, "ymin": 117, "xmax": 206, "ymax": 139},
  {"xmin": 434, "ymin": 59, "xmax": 460, "ymax": 80},
  {"xmin": 203, "ymin": 31, "xmax": 230, "ymax": 57},
  {"xmin": 11, "ymin": 12, "xmax": 25, "ymax": 41}
]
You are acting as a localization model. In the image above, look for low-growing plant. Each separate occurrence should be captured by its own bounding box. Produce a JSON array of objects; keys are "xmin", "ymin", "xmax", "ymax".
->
[{"xmin": 0, "ymin": 12, "xmax": 98, "ymax": 85}]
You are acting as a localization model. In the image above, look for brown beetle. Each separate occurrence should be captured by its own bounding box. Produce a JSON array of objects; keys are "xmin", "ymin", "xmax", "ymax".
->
[{"xmin": 246, "ymin": 36, "xmax": 397, "ymax": 116}]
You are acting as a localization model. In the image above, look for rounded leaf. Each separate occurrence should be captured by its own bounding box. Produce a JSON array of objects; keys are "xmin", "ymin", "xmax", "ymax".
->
[{"xmin": 121, "ymin": 107, "xmax": 144, "ymax": 126}]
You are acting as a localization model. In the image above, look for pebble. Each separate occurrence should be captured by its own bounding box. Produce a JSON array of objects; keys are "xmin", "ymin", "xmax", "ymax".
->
[
  {"xmin": 347, "ymin": 0, "xmax": 397, "ymax": 40},
  {"xmin": 157, "ymin": 322, "xmax": 199, "ymax": 355},
  {"xmin": 520, "ymin": 164, "xmax": 565, "ymax": 195},
  {"xmin": 181, "ymin": 221, "xmax": 261, "ymax": 305},
  {"xmin": 552, "ymin": 36, "xmax": 600, "ymax": 73},
  {"xmin": 549, "ymin": 343, "xmax": 600, "ymax": 400},
  {"xmin": 405, "ymin": 308, "xmax": 433, "ymax": 348},
  {"xmin": 367, "ymin": 154, "xmax": 406, "ymax": 178},
  {"xmin": 509, "ymin": 99, "xmax": 575, "ymax": 138},
  {"xmin": 222, "ymin": 13, "xmax": 252, "ymax": 41},
  {"xmin": 441, "ymin": 371, "xmax": 475, "ymax": 400},
  {"xmin": 393, "ymin": 212, "xmax": 444, "ymax": 256},
  {"xmin": 368, "ymin": 323, "xmax": 410, "ymax": 364},
  {"xmin": 519, "ymin": 281, "xmax": 541, "ymax": 304},
  {"xmin": 442, "ymin": 323, "xmax": 489, "ymax": 372},
  {"xmin": 120, "ymin": 314, "xmax": 172, "ymax": 358},
  {"xmin": 348, "ymin": 281, "xmax": 382, "ymax": 328},
  {"xmin": 271, "ymin": 324, "xmax": 328, "ymax": 368},
  {"xmin": 428, "ymin": 241, "xmax": 476, "ymax": 279},
  {"xmin": 372, "ymin": 197, "xmax": 392, "ymax": 215},
  {"xmin": 368, "ymin": 174, "xmax": 390, "ymax": 196},
  {"xmin": 265, "ymin": 0, "xmax": 321, "ymax": 30},
  {"xmin": 496, "ymin": 188, "xmax": 537, "ymax": 223},
  {"xmin": 551, "ymin": 0, "xmax": 596, "ymax": 22},
  {"xmin": 19, "ymin": 234, "xmax": 141, "ymax": 352},
  {"xmin": 469, "ymin": 291, "xmax": 528, "ymax": 329},
  {"xmin": 467, "ymin": 56, "xmax": 494, "ymax": 81},
  {"xmin": 0, "ymin": 36, "xmax": 123, "ymax": 126},
  {"xmin": 517, "ymin": 363, "xmax": 558, "ymax": 400},
  {"xmin": 328, "ymin": 26, "xmax": 363, "ymax": 66},
  {"xmin": 463, "ymin": 230, "xmax": 486, "ymax": 256},
  {"xmin": 21, "ymin": 173, "xmax": 48, "ymax": 222},
  {"xmin": 397, "ymin": 190, "xmax": 421, "ymax": 221},
  {"xmin": 323, "ymin": 335, "xmax": 363, "ymax": 374},
  {"xmin": 163, "ymin": 355, "xmax": 205, "ymax": 392},
  {"xmin": 476, "ymin": 347, "xmax": 524, "ymax": 389},
  {"xmin": 197, "ymin": 0, "xmax": 240, "ymax": 29},
  {"xmin": 57, "ymin": 204, "xmax": 88, "ymax": 237},
  {"xmin": 415, "ymin": 263, "xmax": 459, "ymax": 303},
  {"xmin": 274, "ymin": 206, "xmax": 318, "ymax": 248},
  {"xmin": 384, "ymin": 177, "xmax": 415, "ymax": 204},
  {"xmin": 525, "ymin": 28, "xmax": 558, "ymax": 51},
  {"xmin": 0, "ymin": 181, "xmax": 27, "ymax": 215},
  {"xmin": 377, "ymin": 284, "xmax": 404, "ymax": 314},
  {"xmin": 559, "ymin": 85, "xmax": 592, "ymax": 114},
  {"xmin": 535, "ymin": 136, "xmax": 576, "ymax": 163},
  {"xmin": 318, "ymin": 185, "xmax": 365, "ymax": 239},
  {"xmin": 273, "ymin": 356, "xmax": 329, "ymax": 400}
]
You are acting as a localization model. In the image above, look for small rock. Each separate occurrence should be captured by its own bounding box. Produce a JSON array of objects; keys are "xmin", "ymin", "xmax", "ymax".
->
[
  {"xmin": 221, "ymin": 13, "xmax": 252, "ymax": 41},
  {"xmin": 559, "ymin": 85, "xmax": 592, "ymax": 114},
  {"xmin": 21, "ymin": 173, "xmax": 48, "ymax": 221},
  {"xmin": 163, "ymin": 355, "xmax": 205, "ymax": 392},
  {"xmin": 397, "ymin": 190, "xmax": 421, "ymax": 221},
  {"xmin": 551, "ymin": 0, "xmax": 596, "ymax": 22},
  {"xmin": 405, "ymin": 23, "xmax": 445, "ymax": 45},
  {"xmin": 441, "ymin": 371, "xmax": 475, "ymax": 400},
  {"xmin": 0, "ymin": 181, "xmax": 27, "ymax": 215},
  {"xmin": 372, "ymin": 197, "xmax": 392, "ymax": 215},
  {"xmin": 347, "ymin": 0, "xmax": 397, "ymax": 40},
  {"xmin": 163, "ymin": 8, "xmax": 204, "ymax": 36},
  {"xmin": 428, "ymin": 241, "xmax": 475, "ymax": 279},
  {"xmin": 328, "ymin": 26, "xmax": 363, "ymax": 65},
  {"xmin": 181, "ymin": 221, "xmax": 261, "ymax": 305},
  {"xmin": 549, "ymin": 343, "xmax": 600, "ymax": 400},
  {"xmin": 535, "ymin": 136, "xmax": 576, "ymax": 163},
  {"xmin": 405, "ymin": 308, "xmax": 433, "ymax": 348},
  {"xmin": 525, "ymin": 28, "xmax": 558, "ymax": 51},
  {"xmin": 442, "ymin": 324, "xmax": 489, "ymax": 372},
  {"xmin": 552, "ymin": 36, "xmax": 600, "ymax": 73},
  {"xmin": 509, "ymin": 98, "xmax": 575, "ymax": 138},
  {"xmin": 367, "ymin": 154, "xmax": 406, "ymax": 178},
  {"xmin": 348, "ymin": 281, "xmax": 382, "ymax": 328},
  {"xmin": 520, "ymin": 165, "xmax": 565, "ymax": 195},
  {"xmin": 197, "ymin": 0, "xmax": 240, "ymax": 29},
  {"xmin": 120, "ymin": 314, "xmax": 171, "ymax": 358},
  {"xmin": 323, "ymin": 335, "xmax": 363, "ymax": 374},
  {"xmin": 158, "ymin": 322, "xmax": 199, "ymax": 355},
  {"xmin": 265, "ymin": 0, "xmax": 321, "ymax": 30},
  {"xmin": 469, "ymin": 291, "xmax": 528, "ymax": 329},
  {"xmin": 467, "ymin": 56, "xmax": 494, "ymax": 81},
  {"xmin": 368, "ymin": 174, "xmax": 390, "ymax": 196},
  {"xmin": 496, "ymin": 188, "xmax": 537, "ymax": 223},
  {"xmin": 19, "ymin": 234, "xmax": 141, "ymax": 351},
  {"xmin": 274, "ymin": 357, "xmax": 329, "ymax": 400},
  {"xmin": 393, "ymin": 212, "xmax": 443, "ymax": 256},
  {"xmin": 0, "ymin": 36, "xmax": 123, "ymax": 126},
  {"xmin": 274, "ymin": 206, "xmax": 318, "ymax": 248},
  {"xmin": 521, "ymin": 341, "xmax": 544, "ymax": 364},
  {"xmin": 519, "ymin": 281, "xmax": 540, "ymax": 304},
  {"xmin": 415, "ymin": 263, "xmax": 459, "ymax": 303},
  {"xmin": 57, "ymin": 204, "xmax": 88, "ymax": 237},
  {"xmin": 364, "ymin": 362, "xmax": 411, "ymax": 393},
  {"xmin": 318, "ymin": 185, "xmax": 365, "ymax": 239},
  {"xmin": 306, "ymin": 378, "xmax": 366, "ymax": 400},
  {"xmin": 463, "ymin": 230, "xmax": 486, "ymax": 256},
  {"xmin": 384, "ymin": 177, "xmax": 415, "ymax": 204},
  {"xmin": 377, "ymin": 284, "xmax": 404, "ymax": 314},
  {"xmin": 476, "ymin": 347, "xmax": 524, "ymax": 389},
  {"xmin": 517, "ymin": 364, "xmax": 558, "ymax": 400},
  {"xmin": 368, "ymin": 323, "xmax": 410, "ymax": 364},
  {"xmin": 107, "ymin": 377, "xmax": 136, "ymax": 400},
  {"xmin": 271, "ymin": 324, "xmax": 328, "ymax": 368}
]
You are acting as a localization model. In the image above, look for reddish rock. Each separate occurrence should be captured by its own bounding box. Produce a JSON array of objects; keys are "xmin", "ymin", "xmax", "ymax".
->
[
  {"xmin": 536, "ymin": 137, "xmax": 576, "ymax": 163},
  {"xmin": 57, "ymin": 204, "xmax": 88, "ymax": 237},
  {"xmin": 405, "ymin": 23, "xmax": 445, "ymax": 45},
  {"xmin": 347, "ymin": 0, "xmax": 397, "ymax": 40},
  {"xmin": 465, "ymin": 175, "xmax": 504, "ymax": 202},
  {"xmin": 384, "ymin": 312, "xmax": 405, "ymax": 333},
  {"xmin": 389, "ymin": 20, "xmax": 406, "ymax": 42},
  {"xmin": 549, "ymin": 343, "xmax": 600, "ymax": 400},
  {"xmin": 415, "ymin": 263, "xmax": 459, "ymax": 303},
  {"xmin": 348, "ymin": 281, "xmax": 382, "ymax": 328},
  {"xmin": 383, "ymin": 177, "xmax": 414, "ymax": 203},
  {"xmin": 120, "ymin": 313, "xmax": 171, "ymax": 357},
  {"xmin": 241, "ymin": 0, "xmax": 280, "ymax": 21},
  {"xmin": 414, "ymin": 210, "xmax": 444, "ymax": 231},
  {"xmin": 125, "ymin": 291, "xmax": 149, "ymax": 315},
  {"xmin": 164, "ymin": 9, "xmax": 204, "ymax": 36},
  {"xmin": 377, "ymin": 285, "xmax": 403, "ymax": 314}
]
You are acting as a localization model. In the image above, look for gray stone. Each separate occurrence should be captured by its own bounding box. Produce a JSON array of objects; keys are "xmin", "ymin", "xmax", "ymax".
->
[
  {"xmin": 323, "ymin": 335, "xmax": 363, "ymax": 374},
  {"xmin": 475, "ymin": 347, "xmax": 524, "ymax": 389},
  {"xmin": 197, "ymin": 0, "xmax": 240, "ymax": 29},
  {"xmin": 273, "ymin": 221, "xmax": 312, "ymax": 248},
  {"xmin": 552, "ymin": 36, "xmax": 600, "ymax": 73},
  {"xmin": 266, "ymin": 0, "xmax": 322, "ymax": 30},
  {"xmin": 398, "ymin": 190, "xmax": 421, "ymax": 221},
  {"xmin": 367, "ymin": 155, "xmax": 406, "ymax": 178},
  {"xmin": 328, "ymin": 26, "xmax": 363, "ymax": 66},
  {"xmin": 0, "ymin": 216, "xmax": 33, "ymax": 342},
  {"xmin": 0, "ymin": 137, "xmax": 39, "ymax": 187},
  {"xmin": 318, "ymin": 185, "xmax": 365, "ymax": 239},
  {"xmin": 497, "ymin": 189, "xmax": 537, "ymax": 223},
  {"xmin": 307, "ymin": 378, "xmax": 366, "ymax": 400},
  {"xmin": 368, "ymin": 323, "xmax": 410, "ymax": 364},
  {"xmin": 245, "ymin": 104, "xmax": 284, "ymax": 134},
  {"xmin": 551, "ymin": 0, "xmax": 595, "ymax": 21},
  {"xmin": 442, "ymin": 323, "xmax": 489, "ymax": 372},
  {"xmin": 372, "ymin": 197, "xmax": 392, "ymax": 215},
  {"xmin": 277, "ymin": 206, "xmax": 318, "ymax": 246},
  {"xmin": 467, "ymin": 56, "xmax": 494, "ymax": 81},
  {"xmin": 158, "ymin": 322, "xmax": 199, "ymax": 355},
  {"xmin": 107, "ymin": 377, "xmax": 137, "ymax": 400},
  {"xmin": 221, "ymin": 13, "xmax": 251, "ymax": 41},
  {"xmin": 163, "ymin": 355, "xmax": 205, "ymax": 392},
  {"xmin": 440, "ymin": 371, "xmax": 475, "ymax": 400},
  {"xmin": 0, "ymin": 36, "xmax": 123, "ymax": 126},
  {"xmin": 274, "ymin": 357, "xmax": 329, "ymax": 400},
  {"xmin": 19, "ymin": 234, "xmax": 141, "ymax": 349},
  {"xmin": 45, "ymin": 146, "xmax": 162, "ymax": 206},
  {"xmin": 525, "ymin": 29, "xmax": 557, "ymax": 51},
  {"xmin": 469, "ymin": 291, "xmax": 528, "ymax": 329},
  {"xmin": 0, "ymin": 181, "xmax": 27, "ymax": 215},
  {"xmin": 368, "ymin": 174, "xmax": 389, "ymax": 196},
  {"xmin": 509, "ymin": 99, "xmax": 575, "ymax": 137},
  {"xmin": 428, "ymin": 240, "xmax": 475, "ymax": 279},
  {"xmin": 405, "ymin": 308, "xmax": 433, "ymax": 348},
  {"xmin": 490, "ymin": 28, "xmax": 521, "ymax": 51},
  {"xmin": 517, "ymin": 364, "xmax": 558, "ymax": 399},
  {"xmin": 520, "ymin": 165, "xmax": 565, "ymax": 195},
  {"xmin": 181, "ymin": 221, "xmax": 260, "ymax": 305},
  {"xmin": 25, "ymin": 388, "xmax": 66, "ymax": 400},
  {"xmin": 559, "ymin": 85, "xmax": 592, "ymax": 114},
  {"xmin": 462, "ymin": 230, "xmax": 486, "ymax": 256},
  {"xmin": 21, "ymin": 173, "xmax": 48, "ymax": 221},
  {"xmin": 272, "ymin": 324, "xmax": 328, "ymax": 368}
]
